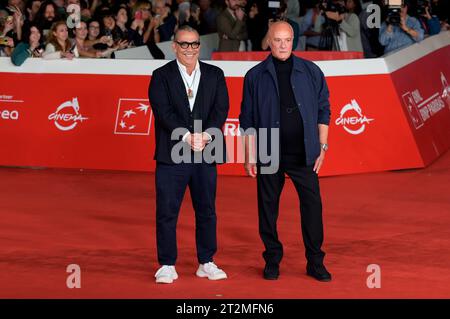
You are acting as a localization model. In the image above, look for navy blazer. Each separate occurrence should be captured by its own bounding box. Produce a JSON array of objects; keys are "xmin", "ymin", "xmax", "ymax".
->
[
  {"xmin": 148, "ymin": 60, "xmax": 230, "ymax": 164},
  {"xmin": 239, "ymin": 55, "xmax": 331, "ymax": 166}
]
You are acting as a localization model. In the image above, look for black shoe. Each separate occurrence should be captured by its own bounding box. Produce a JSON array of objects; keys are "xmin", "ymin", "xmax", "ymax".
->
[
  {"xmin": 263, "ymin": 263, "xmax": 279, "ymax": 280},
  {"xmin": 306, "ymin": 263, "xmax": 332, "ymax": 282}
]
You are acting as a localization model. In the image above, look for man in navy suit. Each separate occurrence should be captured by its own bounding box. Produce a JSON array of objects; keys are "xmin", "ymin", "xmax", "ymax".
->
[{"xmin": 148, "ymin": 25, "xmax": 229, "ymax": 284}]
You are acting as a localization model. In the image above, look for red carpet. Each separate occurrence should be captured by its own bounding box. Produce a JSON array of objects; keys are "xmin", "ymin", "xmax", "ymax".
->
[{"xmin": 0, "ymin": 151, "xmax": 449, "ymax": 299}]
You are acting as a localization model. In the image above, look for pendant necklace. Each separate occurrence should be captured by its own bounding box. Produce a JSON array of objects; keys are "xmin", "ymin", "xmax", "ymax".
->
[{"xmin": 180, "ymin": 68, "xmax": 198, "ymax": 99}]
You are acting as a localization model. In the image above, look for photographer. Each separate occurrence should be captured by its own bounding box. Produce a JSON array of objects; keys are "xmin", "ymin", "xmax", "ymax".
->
[
  {"xmin": 299, "ymin": 0, "xmax": 325, "ymax": 50},
  {"xmin": 359, "ymin": 0, "xmax": 385, "ymax": 57},
  {"xmin": 246, "ymin": 0, "xmax": 266, "ymax": 51},
  {"xmin": 379, "ymin": 0, "xmax": 424, "ymax": 54},
  {"xmin": 416, "ymin": 1, "xmax": 440, "ymax": 36},
  {"xmin": 430, "ymin": 0, "xmax": 449, "ymax": 25},
  {"xmin": 323, "ymin": 0, "xmax": 363, "ymax": 52},
  {"xmin": 261, "ymin": 1, "xmax": 299, "ymax": 51},
  {"xmin": 11, "ymin": 23, "xmax": 43, "ymax": 66},
  {"xmin": 216, "ymin": 0, "xmax": 247, "ymax": 51}
]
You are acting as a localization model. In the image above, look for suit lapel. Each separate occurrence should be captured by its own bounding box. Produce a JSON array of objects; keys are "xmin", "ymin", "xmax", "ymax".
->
[
  {"xmin": 170, "ymin": 60, "xmax": 191, "ymax": 112},
  {"xmin": 191, "ymin": 62, "xmax": 204, "ymax": 116},
  {"xmin": 225, "ymin": 9, "xmax": 234, "ymax": 25}
]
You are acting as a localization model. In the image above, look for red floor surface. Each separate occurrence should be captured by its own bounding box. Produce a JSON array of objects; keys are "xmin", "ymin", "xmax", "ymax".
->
[{"xmin": 0, "ymin": 151, "xmax": 449, "ymax": 299}]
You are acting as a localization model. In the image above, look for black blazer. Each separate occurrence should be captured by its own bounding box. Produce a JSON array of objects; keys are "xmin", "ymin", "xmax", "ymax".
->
[{"xmin": 148, "ymin": 60, "xmax": 230, "ymax": 164}]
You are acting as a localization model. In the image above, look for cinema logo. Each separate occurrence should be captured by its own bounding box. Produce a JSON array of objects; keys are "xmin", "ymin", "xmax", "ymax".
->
[
  {"xmin": 335, "ymin": 99, "xmax": 374, "ymax": 135},
  {"xmin": 48, "ymin": 97, "xmax": 88, "ymax": 131}
]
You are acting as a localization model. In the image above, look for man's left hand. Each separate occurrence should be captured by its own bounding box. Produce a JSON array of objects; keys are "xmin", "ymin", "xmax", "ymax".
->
[
  {"xmin": 313, "ymin": 150, "xmax": 325, "ymax": 174},
  {"xmin": 400, "ymin": 17, "xmax": 408, "ymax": 31},
  {"xmin": 190, "ymin": 132, "xmax": 210, "ymax": 152},
  {"xmin": 423, "ymin": 6, "xmax": 432, "ymax": 20}
]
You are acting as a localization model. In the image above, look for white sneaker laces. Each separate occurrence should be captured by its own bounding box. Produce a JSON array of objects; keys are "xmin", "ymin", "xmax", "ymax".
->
[
  {"xmin": 203, "ymin": 262, "xmax": 222, "ymax": 274},
  {"xmin": 155, "ymin": 265, "xmax": 174, "ymax": 277}
]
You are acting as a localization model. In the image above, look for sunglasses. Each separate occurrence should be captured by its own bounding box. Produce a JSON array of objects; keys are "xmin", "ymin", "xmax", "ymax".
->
[{"xmin": 175, "ymin": 41, "xmax": 200, "ymax": 49}]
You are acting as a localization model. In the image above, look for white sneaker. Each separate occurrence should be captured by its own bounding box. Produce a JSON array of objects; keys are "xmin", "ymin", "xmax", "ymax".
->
[
  {"xmin": 196, "ymin": 262, "xmax": 227, "ymax": 280},
  {"xmin": 155, "ymin": 265, "xmax": 178, "ymax": 284}
]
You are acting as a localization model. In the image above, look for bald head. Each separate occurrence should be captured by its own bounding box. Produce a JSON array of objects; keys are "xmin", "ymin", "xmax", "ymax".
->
[
  {"xmin": 267, "ymin": 21, "xmax": 294, "ymax": 61},
  {"xmin": 268, "ymin": 21, "xmax": 293, "ymax": 39}
]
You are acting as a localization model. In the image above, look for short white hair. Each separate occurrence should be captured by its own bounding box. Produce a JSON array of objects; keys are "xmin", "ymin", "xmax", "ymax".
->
[{"xmin": 152, "ymin": 0, "xmax": 166, "ymax": 7}]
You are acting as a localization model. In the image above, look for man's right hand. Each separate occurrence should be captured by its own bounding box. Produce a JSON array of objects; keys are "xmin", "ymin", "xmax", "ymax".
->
[
  {"xmin": 186, "ymin": 133, "xmax": 208, "ymax": 152},
  {"xmin": 244, "ymin": 162, "xmax": 257, "ymax": 178},
  {"xmin": 423, "ymin": 6, "xmax": 432, "ymax": 20},
  {"xmin": 386, "ymin": 24, "xmax": 393, "ymax": 33}
]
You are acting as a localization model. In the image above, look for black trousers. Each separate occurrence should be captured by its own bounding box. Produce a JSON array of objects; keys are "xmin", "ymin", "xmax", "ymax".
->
[
  {"xmin": 155, "ymin": 162, "xmax": 217, "ymax": 265},
  {"xmin": 256, "ymin": 159, "xmax": 325, "ymax": 266}
]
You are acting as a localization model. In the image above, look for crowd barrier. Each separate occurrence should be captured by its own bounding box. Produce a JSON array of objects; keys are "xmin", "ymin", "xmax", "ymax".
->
[
  {"xmin": 157, "ymin": 33, "xmax": 219, "ymax": 60},
  {"xmin": 0, "ymin": 32, "xmax": 449, "ymax": 176},
  {"xmin": 211, "ymin": 50, "xmax": 364, "ymax": 61}
]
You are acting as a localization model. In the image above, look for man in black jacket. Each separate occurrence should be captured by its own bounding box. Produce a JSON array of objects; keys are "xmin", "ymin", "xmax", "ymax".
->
[
  {"xmin": 240, "ymin": 21, "xmax": 332, "ymax": 282},
  {"xmin": 148, "ymin": 25, "xmax": 229, "ymax": 284}
]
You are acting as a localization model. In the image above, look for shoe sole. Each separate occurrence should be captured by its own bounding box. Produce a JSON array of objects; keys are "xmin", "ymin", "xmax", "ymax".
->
[
  {"xmin": 263, "ymin": 275, "xmax": 279, "ymax": 280},
  {"xmin": 156, "ymin": 278, "xmax": 173, "ymax": 284},
  {"xmin": 155, "ymin": 275, "xmax": 178, "ymax": 284},
  {"xmin": 196, "ymin": 272, "xmax": 227, "ymax": 280},
  {"xmin": 306, "ymin": 272, "xmax": 332, "ymax": 282}
]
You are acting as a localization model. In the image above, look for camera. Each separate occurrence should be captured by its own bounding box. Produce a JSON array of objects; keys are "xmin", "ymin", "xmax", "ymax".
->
[
  {"xmin": 320, "ymin": 0, "xmax": 346, "ymax": 15},
  {"xmin": 317, "ymin": 0, "xmax": 346, "ymax": 51},
  {"xmin": 134, "ymin": 10, "xmax": 143, "ymax": 20},
  {"xmin": 267, "ymin": 0, "xmax": 282, "ymax": 20},
  {"xmin": 0, "ymin": 37, "xmax": 10, "ymax": 45},
  {"xmin": 33, "ymin": 46, "xmax": 44, "ymax": 56},
  {"xmin": 69, "ymin": 43, "xmax": 77, "ymax": 54},
  {"xmin": 104, "ymin": 29, "xmax": 113, "ymax": 41},
  {"xmin": 385, "ymin": 0, "xmax": 403, "ymax": 25},
  {"xmin": 267, "ymin": 0, "xmax": 290, "ymax": 22}
]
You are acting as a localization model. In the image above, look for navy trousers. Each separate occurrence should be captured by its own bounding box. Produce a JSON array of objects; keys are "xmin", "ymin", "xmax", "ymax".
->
[
  {"xmin": 155, "ymin": 162, "xmax": 217, "ymax": 265},
  {"xmin": 257, "ymin": 160, "xmax": 325, "ymax": 266}
]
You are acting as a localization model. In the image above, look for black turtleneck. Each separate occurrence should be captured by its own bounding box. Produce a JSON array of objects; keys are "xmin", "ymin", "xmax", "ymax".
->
[{"xmin": 272, "ymin": 55, "xmax": 306, "ymax": 165}]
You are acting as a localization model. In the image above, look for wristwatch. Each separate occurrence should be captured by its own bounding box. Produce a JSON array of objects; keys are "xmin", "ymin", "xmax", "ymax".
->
[{"xmin": 320, "ymin": 143, "xmax": 329, "ymax": 152}]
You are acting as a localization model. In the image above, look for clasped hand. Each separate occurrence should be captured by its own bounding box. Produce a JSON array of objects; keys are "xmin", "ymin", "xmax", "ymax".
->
[{"xmin": 186, "ymin": 132, "xmax": 210, "ymax": 152}]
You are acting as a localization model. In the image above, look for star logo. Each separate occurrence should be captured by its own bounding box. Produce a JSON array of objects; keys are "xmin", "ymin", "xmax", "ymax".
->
[{"xmin": 114, "ymin": 99, "xmax": 153, "ymax": 135}]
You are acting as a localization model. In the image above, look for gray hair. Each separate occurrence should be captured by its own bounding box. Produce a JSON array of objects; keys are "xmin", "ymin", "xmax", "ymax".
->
[
  {"xmin": 174, "ymin": 25, "xmax": 200, "ymax": 41},
  {"xmin": 151, "ymin": 0, "xmax": 166, "ymax": 7},
  {"xmin": 178, "ymin": 2, "xmax": 190, "ymax": 25}
]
